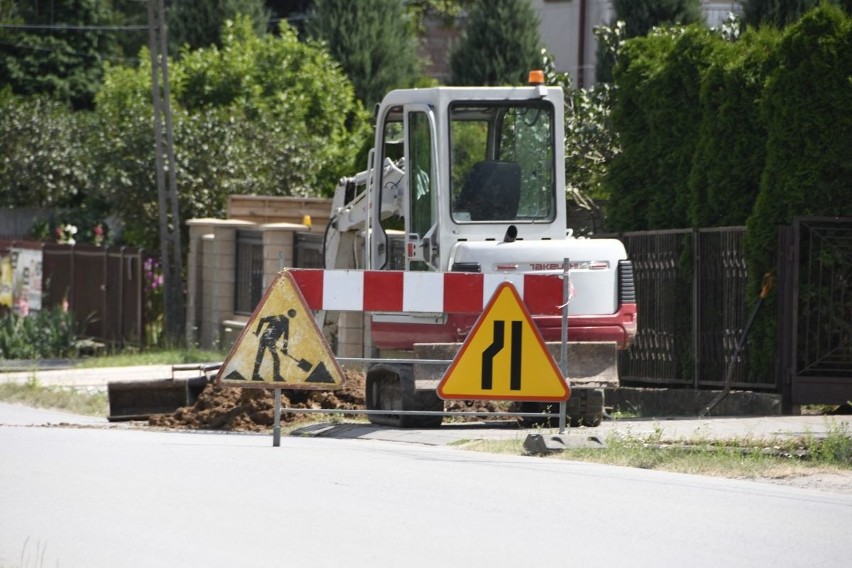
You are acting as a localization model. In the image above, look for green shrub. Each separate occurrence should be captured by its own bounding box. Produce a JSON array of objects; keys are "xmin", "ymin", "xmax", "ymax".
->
[
  {"xmin": 0, "ymin": 307, "xmax": 79, "ymax": 360},
  {"xmin": 688, "ymin": 28, "xmax": 780, "ymax": 227},
  {"xmin": 606, "ymin": 26, "xmax": 720, "ymax": 231}
]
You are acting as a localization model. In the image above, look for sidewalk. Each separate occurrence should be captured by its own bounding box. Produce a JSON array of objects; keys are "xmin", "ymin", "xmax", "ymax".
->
[
  {"xmin": 0, "ymin": 363, "xmax": 210, "ymax": 391},
  {"xmin": 290, "ymin": 415, "xmax": 851, "ymax": 445}
]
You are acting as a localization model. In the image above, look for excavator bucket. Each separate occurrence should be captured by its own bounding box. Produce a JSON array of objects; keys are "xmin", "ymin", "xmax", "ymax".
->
[{"xmin": 107, "ymin": 363, "xmax": 220, "ymax": 421}]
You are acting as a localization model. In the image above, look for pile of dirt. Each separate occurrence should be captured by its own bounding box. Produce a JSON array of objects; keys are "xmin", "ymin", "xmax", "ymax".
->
[
  {"xmin": 149, "ymin": 369, "xmax": 366, "ymax": 432},
  {"xmin": 149, "ymin": 369, "xmax": 510, "ymax": 432}
]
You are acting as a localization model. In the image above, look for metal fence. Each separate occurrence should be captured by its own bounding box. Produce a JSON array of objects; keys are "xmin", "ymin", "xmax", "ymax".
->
[
  {"xmin": 1, "ymin": 240, "xmax": 145, "ymax": 347},
  {"xmin": 234, "ymin": 231, "xmax": 264, "ymax": 315},
  {"xmin": 612, "ymin": 230, "xmax": 694, "ymax": 386},
  {"xmin": 602, "ymin": 227, "xmax": 765, "ymax": 390}
]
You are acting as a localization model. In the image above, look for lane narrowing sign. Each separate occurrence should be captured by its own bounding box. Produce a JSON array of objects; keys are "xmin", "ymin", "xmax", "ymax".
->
[{"xmin": 437, "ymin": 281, "xmax": 570, "ymax": 402}]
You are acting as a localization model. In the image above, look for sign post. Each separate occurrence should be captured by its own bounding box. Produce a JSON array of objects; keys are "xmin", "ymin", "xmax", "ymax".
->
[{"xmin": 558, "ymin": 258, "xmax": 570, "ymax": 434}]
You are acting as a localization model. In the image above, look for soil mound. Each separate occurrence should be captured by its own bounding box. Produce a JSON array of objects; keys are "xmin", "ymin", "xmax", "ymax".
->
[
  {"xmin": 149, "ymin": 369, "xmax": 366, "ymax": 432},
  {"xmin": 148, "ymin": 369, "xmax": 508, "ymax": 432}
]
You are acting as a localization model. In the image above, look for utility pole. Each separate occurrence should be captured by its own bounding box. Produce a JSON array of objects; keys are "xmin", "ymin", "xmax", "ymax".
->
[{"xmin": 147, "ymin": 0, "xmax": 185, "ymax": 343}]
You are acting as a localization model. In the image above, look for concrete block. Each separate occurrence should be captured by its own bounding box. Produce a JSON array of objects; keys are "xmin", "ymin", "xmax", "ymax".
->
[{"xmin": 523, "ymin": 433, "xmax": 606, "ymax": 455}]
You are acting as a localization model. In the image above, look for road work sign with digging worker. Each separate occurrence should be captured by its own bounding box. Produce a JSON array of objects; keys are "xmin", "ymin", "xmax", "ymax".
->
[{"xmin": 217, "ymin": 271, "xmax": 343, "ymax": 389}]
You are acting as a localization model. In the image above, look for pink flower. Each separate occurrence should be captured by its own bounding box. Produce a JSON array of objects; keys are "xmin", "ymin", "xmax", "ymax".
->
[
  {"xmin": 19, "ymin": 297, "xmax": 29, "ymax": 317},
  {"xmin": 93, "ymin": 224, "xmax": 105, "ymax": 246}
]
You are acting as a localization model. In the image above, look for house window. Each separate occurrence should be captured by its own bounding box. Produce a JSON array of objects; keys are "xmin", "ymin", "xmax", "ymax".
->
[
  {"xmin": 235, "ymin": 231, "xmax": 263, "ymax": 314},
  {"xmin": 294, "ymin": 232, "xmax": 324, "ymax": 268}
]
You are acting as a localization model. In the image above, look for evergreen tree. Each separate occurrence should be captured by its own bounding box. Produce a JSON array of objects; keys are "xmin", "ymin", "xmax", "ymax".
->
[
  {"xmin": 0, "ymin": 0, "xmax": 121, "ymax": 109},
  {"xmin": 741, "ymin": 0, "xmax": 849, "ymax": 29},
  {"xmin": 167, "ymin": 0, "xmax": 268, "ymax": 54},
  {"xmin": 307, "ymin": 0, "xmax": 419, "ymax": 109},
  {"xmin": 688, "ymin": 28, "xmax": 780, "ymax": 228},
  {"xmin": 596, "ymin": 0, "xmax": 703, "ymax": 83},
  {"xmin": 449, "ymin": 0, "xmax": 541, "ymax": 86},
  {"xmin": 605, "ymin": 26, "xmax": 718, "ymax": 231},
  {"xmin": 105, "ymin": 0, "xmax": 149, "ymax": 62},
  {"xmin": 613, "ymin": 0, "xmax": 703, "ymax": 37}
]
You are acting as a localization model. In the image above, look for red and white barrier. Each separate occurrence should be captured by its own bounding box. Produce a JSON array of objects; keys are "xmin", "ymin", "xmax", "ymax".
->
[{"xmin": 289, "ymin": 269, "xmax": 566, "ymax": 315}]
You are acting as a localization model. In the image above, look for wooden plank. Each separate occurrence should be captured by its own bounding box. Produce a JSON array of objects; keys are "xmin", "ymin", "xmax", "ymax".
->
[{"xmin": 227, "ymin": 196, "xmax": 332, "ymax": 228}]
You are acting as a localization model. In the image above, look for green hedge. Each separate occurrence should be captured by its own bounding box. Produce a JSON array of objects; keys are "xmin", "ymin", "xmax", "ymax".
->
[
  {"xmin": 688, "ymin": 28, "xmax": 780, "ymax": 227},
  {"xmin": 605, "ymin": 4, "xmax": 850, "ymax": 382},
  {"xmin": 606, "ymin": 26, "xmax": 718, "ymax": 231},
  {"xmin": 744, "ymin": 4, "xmax": 852, "ymax": 381}
]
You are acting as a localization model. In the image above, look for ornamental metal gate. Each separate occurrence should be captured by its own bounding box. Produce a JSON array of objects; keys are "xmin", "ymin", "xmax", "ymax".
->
[
  {"xmin": 777, "ymin": 217, "xmax": 852, "ymax": 409},
  {"xmin": 603, "ymin": 227, "xmax": 762, "ymax": 390}
]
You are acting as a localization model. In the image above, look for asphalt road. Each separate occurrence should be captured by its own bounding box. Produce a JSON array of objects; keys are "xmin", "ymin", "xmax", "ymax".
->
[{"xmin": 2, "ymin": 405, "xmax": 851, "ymax": 568}]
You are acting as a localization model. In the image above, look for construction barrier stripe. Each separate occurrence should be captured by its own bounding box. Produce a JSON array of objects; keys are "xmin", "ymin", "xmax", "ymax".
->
[{"xmin": 288, "ymin": 269, "xmax": 565, "ymax": 315}]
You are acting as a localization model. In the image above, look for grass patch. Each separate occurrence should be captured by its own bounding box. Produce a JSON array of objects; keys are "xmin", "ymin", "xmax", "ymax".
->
[
  {"xmin": 458, "ymin": 422, "xmax": 852, "ymax": 481},
  {"xmin": 77, "ymin": 347, "xmax": 226, "ymax": 368},
  {"xmin": 0, "ymin": 378, "xmax": 107, "ymax": 417}
]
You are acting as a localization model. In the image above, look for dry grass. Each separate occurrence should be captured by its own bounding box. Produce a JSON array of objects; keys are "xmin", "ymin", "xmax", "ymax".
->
[{"xmin": 455, "ymin": 424, "xmax": 852, "ymax": 491}]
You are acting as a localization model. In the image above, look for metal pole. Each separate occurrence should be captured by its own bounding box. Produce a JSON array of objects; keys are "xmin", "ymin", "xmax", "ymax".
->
[
  {"xmin": 559, "ymin": 258, "xmax": 570, "ymax": 434},
  {"xmin": 147, "ymin": 0, "xmax": 184, "ymax": 343},
  {"xmin": 692, "ymin": 228, "xmax": 700, "ymax": 389},
  {"xmin": 273, "ymin": 389, "xmax": 282, "ymax": 447}
]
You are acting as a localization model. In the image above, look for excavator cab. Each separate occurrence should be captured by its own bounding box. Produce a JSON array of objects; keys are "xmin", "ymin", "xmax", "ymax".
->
[{"xmin": 367, "ymin": 89, "xmax": 565, "ymax": 274}]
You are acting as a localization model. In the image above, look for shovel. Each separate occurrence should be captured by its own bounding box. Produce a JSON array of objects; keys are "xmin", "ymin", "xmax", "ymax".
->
[
  {"xmin": 282, "ymin": 349, "xmax": 313, "ymax": 373},
  {"xmin": 700, "ymin": 273, "xmax": 773, "ymax": 417}
]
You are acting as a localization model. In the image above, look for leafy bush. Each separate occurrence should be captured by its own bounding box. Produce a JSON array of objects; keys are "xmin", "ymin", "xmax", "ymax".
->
[
  {"xmin": 90, "ymin": 17, "xmax": 369, "ymax": 251},
  {"xmin": 0, "ymin": 90, "xmax": 91, "ymax": 209},
  {"xmin": 0, "ymin": 307, "xmax": 79, "ymax": 360}
]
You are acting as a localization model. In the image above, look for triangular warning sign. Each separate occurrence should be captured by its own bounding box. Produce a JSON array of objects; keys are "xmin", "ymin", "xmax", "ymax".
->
[
  {"xmin": 437, "ymin": 282, "xmax": 570, "ymax": 402},
  {"xmin": 216, "ymin": 271, "xmax": 343, "ymax": 390}
]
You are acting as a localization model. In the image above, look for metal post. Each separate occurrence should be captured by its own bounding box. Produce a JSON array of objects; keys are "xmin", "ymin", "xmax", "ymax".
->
[
  {"xmin": 266, "ymin": 244, "xmax": 307, "ymax": 437},
  {"xmin": 273, "ymin": 389, "xmax": 282, "ymax": 447},
  {"xmin": 692, "ymin": 228, "xmax": 700, "ymax": 389},
  {"xmin": 559, "ymin": 258, "xmax": 570, "ymax": 434}
]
